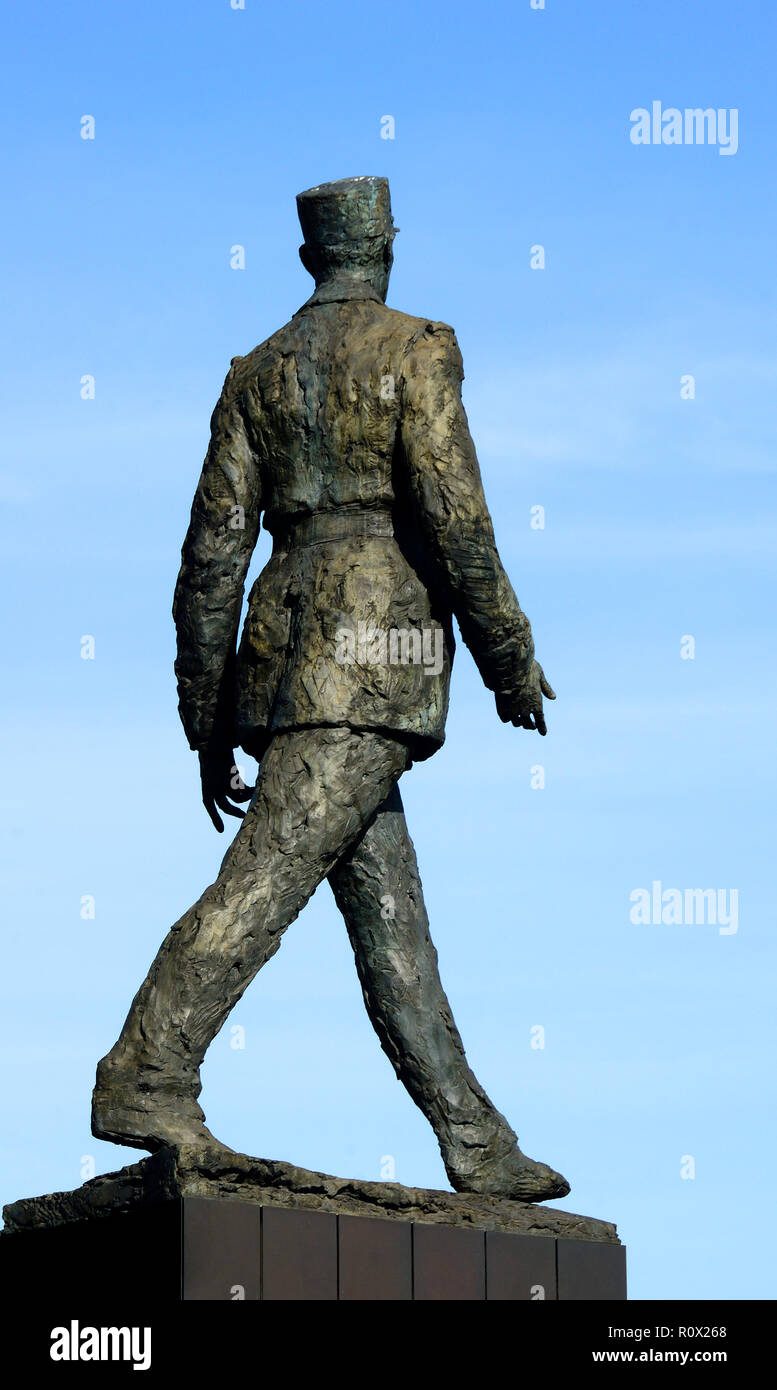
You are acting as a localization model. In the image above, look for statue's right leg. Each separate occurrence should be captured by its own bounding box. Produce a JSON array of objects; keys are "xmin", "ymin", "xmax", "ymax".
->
[
  {"xmin": 329, "ymin": 783, "xmax": 570, "ymax": 1203},
  {"xmin": 91, "ymin": 726, "xmax": 410, "ymax": 1153}
]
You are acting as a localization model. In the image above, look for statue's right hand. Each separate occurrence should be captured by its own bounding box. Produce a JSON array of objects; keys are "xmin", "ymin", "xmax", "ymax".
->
[
  {"xmin": 495, "ymin": 660, "xmax": 556, "ymax": 736},
  {"xmin": 198, "ymin": 742, "xmax": 254, "ymax": 833}
]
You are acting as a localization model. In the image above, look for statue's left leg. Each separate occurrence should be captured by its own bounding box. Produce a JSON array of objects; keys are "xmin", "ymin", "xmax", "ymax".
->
[
  {"xmin": 328, "ymin": 783, "xmax": 570, "ymax": 1203},
  {"xmin": 91, "ymin": 726, "xmax": 410, "ymax": 1153}
]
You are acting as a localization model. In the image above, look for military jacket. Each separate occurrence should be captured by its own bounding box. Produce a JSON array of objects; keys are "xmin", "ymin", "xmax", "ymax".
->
[{"xmin": 173, "ymin": 280, "xmax": 535, "ymax": 763}]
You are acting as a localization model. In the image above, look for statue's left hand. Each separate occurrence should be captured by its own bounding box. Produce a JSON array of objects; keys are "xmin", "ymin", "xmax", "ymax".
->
[{"xmin": 198, "ymin": 742, "xmax": 254, "ymax": 833}]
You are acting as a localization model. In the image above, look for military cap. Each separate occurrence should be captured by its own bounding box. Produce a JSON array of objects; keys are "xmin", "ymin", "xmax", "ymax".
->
[{"xmin": 296, "ymin": 176, "xmax": 395, "ymax": 249}]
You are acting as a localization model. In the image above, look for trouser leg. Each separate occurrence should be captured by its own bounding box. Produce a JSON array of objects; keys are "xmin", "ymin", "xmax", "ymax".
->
[
  {"xmin": 93, "ymin": 726, "xmax": 410, "ymax": 1147},
  {"xmin": 328, "ymin": 783, "xmax": 519, "ymax": 1187}
]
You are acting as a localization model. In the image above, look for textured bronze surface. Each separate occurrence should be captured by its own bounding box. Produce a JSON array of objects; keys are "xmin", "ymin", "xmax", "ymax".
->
[
  {"xmin": 1, "ymin": 1169, "xmax": 625, "ymax": 1302},
  {"xmin": 2, "ymin": 1146, "xmax": 619, "ymax": 1244},
  {"xmin": 86, "ymin": 174, "xmax": 568, "ymax": 1207}
]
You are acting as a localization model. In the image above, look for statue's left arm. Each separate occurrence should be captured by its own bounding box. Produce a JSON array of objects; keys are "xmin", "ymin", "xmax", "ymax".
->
[{"xmin": 172, "ymin": 358, "xmax": 262, "ymax": 830}]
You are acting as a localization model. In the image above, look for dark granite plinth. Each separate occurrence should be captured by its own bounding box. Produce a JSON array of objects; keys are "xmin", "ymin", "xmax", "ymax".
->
[{"xmin": 1, "ymin": 1146, "xmax": 626, "ymax": 1301}]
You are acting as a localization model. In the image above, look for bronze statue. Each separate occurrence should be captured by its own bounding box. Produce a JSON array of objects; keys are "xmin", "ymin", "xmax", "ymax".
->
[{"xmin": 92, "ymin": 176, "xmax": 569, "ymax": 1203}]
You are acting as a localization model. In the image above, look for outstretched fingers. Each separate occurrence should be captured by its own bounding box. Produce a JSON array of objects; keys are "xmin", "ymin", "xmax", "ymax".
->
[
  {"xmin": 538, "ymin": 666, "xmax": 556, "ymax": 701},
  {"xmin": 512, "ymin": 708, "xmax": 547, "ymax": 735},
  {"xmin": 203, "ymin": 793, "xmax": 225, "ymax": 834}
]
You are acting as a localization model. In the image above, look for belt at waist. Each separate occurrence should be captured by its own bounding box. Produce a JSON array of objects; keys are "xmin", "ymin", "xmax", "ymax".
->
[{"xmin": 271, "ymin": 506, "xmax": 395, "ymax": 551}]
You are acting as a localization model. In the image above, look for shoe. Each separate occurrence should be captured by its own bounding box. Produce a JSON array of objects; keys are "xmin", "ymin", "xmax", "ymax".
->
[
  {"xmin": 91, "ymin": 1058, "xmax": 232, "ymax": 1155},
  {"xmin": 448, "ymin": 1142, "xmax": 570, "ymax": 1203}
]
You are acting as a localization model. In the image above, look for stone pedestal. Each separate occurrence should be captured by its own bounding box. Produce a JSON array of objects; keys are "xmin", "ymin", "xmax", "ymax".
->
[{"xmin": 1, "ymin": 1146, "xmax": 626, "ymax": 1301}]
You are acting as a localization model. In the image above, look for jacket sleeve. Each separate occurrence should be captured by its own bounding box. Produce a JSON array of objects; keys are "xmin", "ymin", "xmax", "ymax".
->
[
  {"xmin": 172, "ymin": 358, "xmax": 262, "ymax": 751},
  {"xmin": 398, "ymin": 322, "xmax": 534, "ymax": 710}
]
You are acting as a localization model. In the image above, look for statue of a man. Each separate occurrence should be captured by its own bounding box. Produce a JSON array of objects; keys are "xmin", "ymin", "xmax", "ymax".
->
[{"xmin": 92, "ymin": 176, "xmax": 569, "ymax": 1203}]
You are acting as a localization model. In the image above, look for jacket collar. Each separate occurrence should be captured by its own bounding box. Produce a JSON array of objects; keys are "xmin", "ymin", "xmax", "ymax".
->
[{"xmin": 295, "ymin": 274, "xmax": 383, "ymax": 313}]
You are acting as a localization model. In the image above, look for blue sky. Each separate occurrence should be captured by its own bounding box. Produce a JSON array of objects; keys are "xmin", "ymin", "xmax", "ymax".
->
[{"xmin": 1, "ymin": 0, "xmax": 775, "ymax": 1299}]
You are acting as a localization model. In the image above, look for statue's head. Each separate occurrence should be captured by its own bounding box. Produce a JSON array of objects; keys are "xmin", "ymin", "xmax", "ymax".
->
[{"xmin": 297, "ymin": 176, "xmax": 397, "ymax": 302}]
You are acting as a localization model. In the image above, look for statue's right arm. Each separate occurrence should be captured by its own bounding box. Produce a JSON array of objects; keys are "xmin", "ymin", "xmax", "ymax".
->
[
  {"xmin": 173, "ymin": 359, "xmax": 262, "ymax": 825},
  {"xmin": 398, "ymin": 322, "xmax": 554, "ymax": 734}
]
